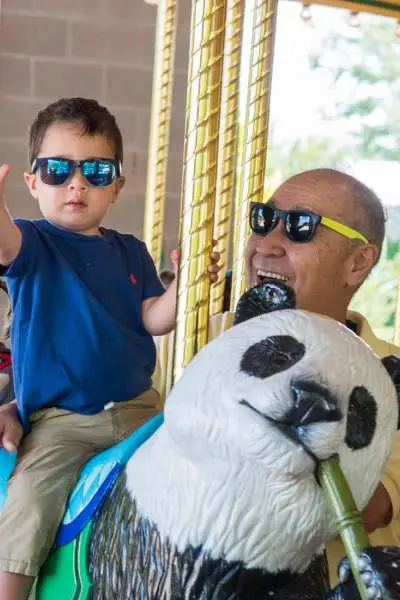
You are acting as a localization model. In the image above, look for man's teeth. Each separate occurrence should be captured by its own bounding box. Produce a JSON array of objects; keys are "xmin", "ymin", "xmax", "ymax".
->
[{"xmin": 257, "ymin": 271, "xmax": 288, "ymax": 282}]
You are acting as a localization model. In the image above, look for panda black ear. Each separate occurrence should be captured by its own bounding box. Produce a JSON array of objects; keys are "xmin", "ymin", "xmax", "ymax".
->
[
  {"xmin": 381, "ymin": 355, "xmax": 400, "ymax": 429},
  {"xmin": 234, "ymin": 281, "xmax": 296, "ymax": 325}
]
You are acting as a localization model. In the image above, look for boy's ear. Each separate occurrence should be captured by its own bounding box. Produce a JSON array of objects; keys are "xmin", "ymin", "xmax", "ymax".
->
[
  {"xmin": 116, "ymin": 176, "xmax": 125, "ymax": 194},
  {"xmin": 24, "ymin": 172, "xmax": 39, "ymax": 199},
  {"xmin": 111, "ymin": 176, "xmax": 125, "ymax": 203}
]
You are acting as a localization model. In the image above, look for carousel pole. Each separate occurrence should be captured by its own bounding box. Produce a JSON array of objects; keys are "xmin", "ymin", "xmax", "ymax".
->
[
  {"xmin": 230, "ymin": 0, "xmax": 278, "ymax": 311},
  {"xmin": 172, "ymin": 0, "xmax": 227, "ymax": 383},
  {"xmin": 209, "ymin": 0, "xmax": 243, "ymax": 316},
  {"xmin": 143, "ymin": 0, "xmax": 178, "ymax": 269}
]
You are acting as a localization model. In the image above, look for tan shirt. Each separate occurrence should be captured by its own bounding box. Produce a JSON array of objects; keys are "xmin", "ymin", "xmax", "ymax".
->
[{"xmin": 153, "ymin": 310, "xmax": 400, "ymax": 585}]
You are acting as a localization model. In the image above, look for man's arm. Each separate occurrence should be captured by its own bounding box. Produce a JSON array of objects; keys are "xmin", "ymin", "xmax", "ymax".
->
[
  {"xmin": 363, "ymin": 431, "xmax": 400, "ymax": 533},
  {"xmin": 0, "ymin": 165, "xmax": 22, "ymax": 266}
]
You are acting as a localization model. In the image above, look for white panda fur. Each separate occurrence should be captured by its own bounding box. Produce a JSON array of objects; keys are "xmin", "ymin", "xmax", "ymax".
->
[{"xmin": 126, "ymin": 309, "xmax": 398, "ymax": 576}]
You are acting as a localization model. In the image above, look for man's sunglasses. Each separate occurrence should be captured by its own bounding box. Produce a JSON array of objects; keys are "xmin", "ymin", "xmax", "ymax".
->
[
  {"xmin": 31, "ymin": 157, "xmax": 122, "ymax": 188},
  {"xmin": 249, "ymin": 202, "xmax": 369, "ymax": 245}
]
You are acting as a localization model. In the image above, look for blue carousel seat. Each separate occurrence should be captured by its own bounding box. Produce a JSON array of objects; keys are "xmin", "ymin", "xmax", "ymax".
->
[{"xmin": 0, "ymin": 412, "xmax": 163, "ymax": 547}]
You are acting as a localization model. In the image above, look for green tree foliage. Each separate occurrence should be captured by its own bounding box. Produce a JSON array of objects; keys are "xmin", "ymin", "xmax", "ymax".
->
[
  {"xmin": 267, "ymin": 135, "xmax": 348, "ymax": 182},
  {"xmin": 309, "ymin": 20, "xmax": 400, "ymax": 160}
]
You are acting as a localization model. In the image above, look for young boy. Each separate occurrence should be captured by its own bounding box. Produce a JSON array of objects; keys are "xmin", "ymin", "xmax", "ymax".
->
[{"xmin": 0, "ymin": 97, "xmax": 219, "ymax": 600}]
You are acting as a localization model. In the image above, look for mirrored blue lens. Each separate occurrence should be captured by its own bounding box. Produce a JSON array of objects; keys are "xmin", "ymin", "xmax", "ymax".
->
[
  {"xmin": 39, "ymin": 158, "xmax": 71, "ymax": 185},
  {"xmin": 81, "ymin": 160, "xmax": 116, "ymax": 187}
]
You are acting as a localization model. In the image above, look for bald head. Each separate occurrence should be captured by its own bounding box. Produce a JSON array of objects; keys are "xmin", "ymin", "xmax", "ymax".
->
[{"xmin": 285, "ymin": 169, "xmax": 386, "ymax": 261}]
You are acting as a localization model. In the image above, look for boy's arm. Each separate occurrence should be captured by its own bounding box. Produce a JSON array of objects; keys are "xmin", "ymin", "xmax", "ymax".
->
[
  {"xmin": 142, "ymin": 277, "xmax": 177, "ymax": 336},
  {"xmin": 142, "ymin": 247, "xmax": 220, "ymax": 336},
  {"xmin": 0, "ymin": 165, "xmax": 22, "ymax": 266}
]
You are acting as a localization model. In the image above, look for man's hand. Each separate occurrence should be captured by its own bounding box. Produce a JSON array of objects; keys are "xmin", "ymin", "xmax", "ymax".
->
[
  {"xmin": 0, "ymin": 400, "xmax": 22, "ymax": 453},
  {"xmin": 170, "ymin": 241, "xmax": 221, "ymax": 283},
  {"xmin": 362, "ymin": 482, "xmax": 392, "ymax": 533}
]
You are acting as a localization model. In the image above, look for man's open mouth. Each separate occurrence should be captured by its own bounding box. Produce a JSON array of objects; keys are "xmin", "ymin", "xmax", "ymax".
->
[{"xmin": 256, "ymin": 270, "xmax": 289, "ymax": 284}]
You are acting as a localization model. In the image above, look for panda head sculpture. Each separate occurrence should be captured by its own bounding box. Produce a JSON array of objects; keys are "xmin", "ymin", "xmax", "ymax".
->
[{"xmin": 126, "ymin": 281, "xmax": 400, "ymax": 586}]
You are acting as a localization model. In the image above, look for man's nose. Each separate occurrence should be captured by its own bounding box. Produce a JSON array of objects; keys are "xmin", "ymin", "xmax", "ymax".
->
[{"xmin": 255, "ymin": 220, "xmax": 286, "ymax": 257}]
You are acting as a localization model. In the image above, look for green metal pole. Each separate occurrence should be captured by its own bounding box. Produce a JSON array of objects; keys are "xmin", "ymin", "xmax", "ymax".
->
[{"xmin": 318, "ymin": 455, "xmax": 370, "ymax": 600}]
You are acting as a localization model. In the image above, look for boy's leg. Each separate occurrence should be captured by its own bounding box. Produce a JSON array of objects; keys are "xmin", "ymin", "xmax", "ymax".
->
[
  {"xmin": 0, "ymin": 387, "xmax": 159, "ymax": 600},
  {"xmin": 0, "ymin": 572, "xmax": 33, "ymax": 600},
  {"xmin": 110, "ymin": 387, "xmax": 161, "ymax": 442},
  {"xmin": 0, "ymin": 407, "xmax": 115, "ymax": 599}
]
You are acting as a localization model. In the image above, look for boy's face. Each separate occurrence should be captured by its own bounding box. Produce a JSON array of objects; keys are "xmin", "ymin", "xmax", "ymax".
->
[{"xmin": 24, "ymin": 122, "xmax": 125, "ymax": 236}]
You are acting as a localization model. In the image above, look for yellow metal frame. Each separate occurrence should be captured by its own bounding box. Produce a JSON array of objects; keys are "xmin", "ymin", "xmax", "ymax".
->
[{"xmin": 143, "ymin": 0, "xmax": 178, "ymax": 270}]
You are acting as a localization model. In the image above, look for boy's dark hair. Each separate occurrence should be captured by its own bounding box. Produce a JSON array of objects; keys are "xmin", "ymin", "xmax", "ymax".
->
[{"xmin": 28, "ymin": 97, "xmax": 123, "ymax": 167}]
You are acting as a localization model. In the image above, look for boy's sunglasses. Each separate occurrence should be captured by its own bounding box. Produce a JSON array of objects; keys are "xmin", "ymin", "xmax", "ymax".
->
[
  {"xmin": 249, "ymin": 202, "xmax": 369, "ymax": 245},
  {"xmin": 31, "ymin": 157, "xmax": 122, "ymax": 188}
]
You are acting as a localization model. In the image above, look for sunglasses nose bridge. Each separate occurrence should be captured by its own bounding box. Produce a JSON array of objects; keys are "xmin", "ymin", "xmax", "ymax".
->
[{"xmin": 67, "ymin": 162, "xmax": 88, "ymax": 189}]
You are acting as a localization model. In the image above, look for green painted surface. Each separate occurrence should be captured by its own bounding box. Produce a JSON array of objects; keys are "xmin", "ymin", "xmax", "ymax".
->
[{"xmin": 36, "ymin": 523, "xmax": 92, "ymax": 600}]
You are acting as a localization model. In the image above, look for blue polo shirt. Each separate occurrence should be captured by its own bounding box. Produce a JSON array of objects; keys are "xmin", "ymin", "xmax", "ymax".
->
[{"xmin": 4, "ymin": 219, "xmax": 165, "ymax": 431}]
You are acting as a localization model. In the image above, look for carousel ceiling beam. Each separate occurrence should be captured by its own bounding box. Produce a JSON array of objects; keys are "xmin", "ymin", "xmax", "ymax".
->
[{"xmin": 295, "ymin": 0, "xmax": 400, "ymax": 18}]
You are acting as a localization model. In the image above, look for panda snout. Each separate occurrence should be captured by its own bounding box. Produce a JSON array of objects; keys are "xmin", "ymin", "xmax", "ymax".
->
[{"xmin": 287, "ymin": 380, "xmax": 342, "ymax": 428}]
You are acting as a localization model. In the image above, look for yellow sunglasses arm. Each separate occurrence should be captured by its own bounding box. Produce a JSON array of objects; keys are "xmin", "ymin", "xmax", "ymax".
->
[{"xmin": 321, "ymin": 216, "xmax": 369, "ymax": 245}]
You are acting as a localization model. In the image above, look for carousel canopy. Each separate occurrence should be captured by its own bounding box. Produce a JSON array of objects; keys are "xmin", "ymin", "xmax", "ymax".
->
[{"xmin": 298, "ymin": 0, "xmax": 400, "ymax": 18}]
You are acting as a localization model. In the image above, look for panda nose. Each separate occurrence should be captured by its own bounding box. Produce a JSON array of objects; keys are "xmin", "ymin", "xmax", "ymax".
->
[{"xmin": 288, "ymin": 380, "xmax": 342, "ymax": 427}]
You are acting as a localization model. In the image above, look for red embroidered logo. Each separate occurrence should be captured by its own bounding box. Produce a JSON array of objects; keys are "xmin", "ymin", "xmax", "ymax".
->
[{"xmin": 129, "ymin": 274, "xmax": 137, "ymax": 284}]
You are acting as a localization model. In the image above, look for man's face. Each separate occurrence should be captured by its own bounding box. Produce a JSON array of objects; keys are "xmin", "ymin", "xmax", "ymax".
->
[
  {"xmin": 244, "ymin": 176, "xmax": 364, "ymax": 321},
  {"xmin": 24, "ymin": 122, "xmax": 125, "ymax": 236}
]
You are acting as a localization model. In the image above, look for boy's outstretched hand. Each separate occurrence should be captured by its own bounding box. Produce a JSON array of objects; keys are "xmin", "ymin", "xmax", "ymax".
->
[
  {"xmin": 0, "ymin": 165, "xmax": 11, "ymax": 206},
  {"xmin": 0, "ymin": 401, "xmax": 22, "ymax": 453},
  {"xmin": 0, "ymin": 164, "xmax": 22, "ymax": 266},
  {"xmin": 170, "ymin": 241, "xmax": 220, "ymax": 283}
]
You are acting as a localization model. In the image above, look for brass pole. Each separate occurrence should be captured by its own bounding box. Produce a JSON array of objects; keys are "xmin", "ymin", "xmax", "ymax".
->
[
  {"xmin": 395, "ymin": 279, "xmax": 400, "ymax": 346},
  {"xmin": 230, "ymin": 0, "xmax": 278, "ymax": 311},
  {"xmin": 210, "ymin": 0, "xmax": 243, "ymax": 316},
  {"xmin": 143, "ymin": 0, "xmax": 178, "ymax": 269},
  {"xmin": 172, "ymin": 0, "xmax": 227, "ymax": 383}
]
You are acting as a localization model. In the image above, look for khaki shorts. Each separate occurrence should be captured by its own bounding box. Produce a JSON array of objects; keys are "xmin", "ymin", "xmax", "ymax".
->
[{"xmin": 0, "ymin": 387, "xmax": 160, "ymax": 577}]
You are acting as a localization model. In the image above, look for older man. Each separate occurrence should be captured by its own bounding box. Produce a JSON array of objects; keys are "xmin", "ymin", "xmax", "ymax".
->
[
  {"xmin": 242, "ymin": 168, "xmax": 400, "ymax": 582},
  {"xmin": 154, "ymin": 167, "xmax": 400, "ymax": 584}
]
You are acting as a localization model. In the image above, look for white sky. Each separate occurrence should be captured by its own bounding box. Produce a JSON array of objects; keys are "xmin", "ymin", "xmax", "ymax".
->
[{"xmin": 266, "ymin": 1, "xmax": 400, "ymax": 206}]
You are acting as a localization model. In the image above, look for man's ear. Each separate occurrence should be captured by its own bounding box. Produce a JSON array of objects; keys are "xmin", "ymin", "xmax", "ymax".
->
[
  {"xmin": 24, "ymin": 172, "xmax": 39, "ymax": 199},
  {"xmin": 346, "ymin": 244, "xmax": 379, "ymax": 287}
]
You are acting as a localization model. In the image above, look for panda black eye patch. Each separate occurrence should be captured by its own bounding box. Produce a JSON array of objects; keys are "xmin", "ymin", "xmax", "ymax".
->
[
  {"xmin": 345, "ymin": 386, "xmax": 377, "ymax": 450},
  {"xmin": 240, "ymin": 335, "xmax": 305, "ymax": 379}
]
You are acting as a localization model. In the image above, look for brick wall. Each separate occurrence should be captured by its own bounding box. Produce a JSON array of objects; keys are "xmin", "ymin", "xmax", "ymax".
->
[{"xmin": 0, "ymin": 0, "xmax": 191, "ymax": 257}]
